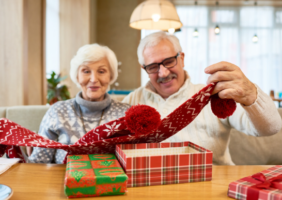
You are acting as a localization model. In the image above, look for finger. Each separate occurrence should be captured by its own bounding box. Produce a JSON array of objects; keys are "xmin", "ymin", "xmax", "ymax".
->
[
  {"xmin": 207, "ymin": 71, "xmax": 235, "ymax": 85},
  {"xmin": 26, "ymin": 147, "xmax": 33, "ymax": 156},
  {"xmin": 211, "ymin": 81, "xmax": 231, "ymax": 95},
  {"xmin": 217, "ymin": 88, "xmax": 238, "ymax": 100},
  {"xmin": 212, "ymin": 81, "xmax": 243, "ymax": 98},
  {"xmin": 205, "ymin": 61, "xmax": 236, "ymax": 74}
]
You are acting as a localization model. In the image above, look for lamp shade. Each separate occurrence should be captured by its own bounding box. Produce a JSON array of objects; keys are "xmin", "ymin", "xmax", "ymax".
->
[{"xmin": 129, "ymin": 0, "xmax": 182, "ymax": 30}]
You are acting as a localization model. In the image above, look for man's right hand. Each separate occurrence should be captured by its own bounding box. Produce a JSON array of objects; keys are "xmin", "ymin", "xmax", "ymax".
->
[{"xmin": 205, "ymin": 61, "xmax": 257, "ymax": 106}]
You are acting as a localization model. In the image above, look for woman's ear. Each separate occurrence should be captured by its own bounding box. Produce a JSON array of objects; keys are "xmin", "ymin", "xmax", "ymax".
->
[
  {"xmin": 76, "ymin": 75, "xmax": 79, "ymax": 83},
  {"xmin": 76, "ymin": 68, "xmax": 80, "ymax": 83}
]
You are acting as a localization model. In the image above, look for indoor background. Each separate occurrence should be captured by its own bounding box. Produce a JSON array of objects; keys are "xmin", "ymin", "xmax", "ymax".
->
[{"xmin": 1, "ymin": 0, "xmax": 282, "ymax": 107}]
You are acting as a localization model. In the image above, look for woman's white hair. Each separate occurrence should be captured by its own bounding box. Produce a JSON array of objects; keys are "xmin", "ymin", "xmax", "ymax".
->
[
  {"xmin": 70, "ymin": 43, "xmax": 118, "ymax": 88},
  {"xmin": 137, "ymin": 31, "xmax": 182, "ymax": 66}
]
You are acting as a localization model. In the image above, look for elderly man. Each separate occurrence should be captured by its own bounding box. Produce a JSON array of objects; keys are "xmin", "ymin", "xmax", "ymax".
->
[{"xmin": 122, "ymin": 31, "xmax": 281, "ymax": 165}]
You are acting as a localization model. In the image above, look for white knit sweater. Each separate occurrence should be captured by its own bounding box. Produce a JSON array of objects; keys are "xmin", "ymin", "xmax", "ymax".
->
[{"xmin": 122, "ymin": 72, "xmax": 281, "ymax": 165}]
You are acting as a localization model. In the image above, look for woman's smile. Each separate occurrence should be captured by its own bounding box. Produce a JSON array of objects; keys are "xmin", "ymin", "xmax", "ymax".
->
[{"xmin": 88, "ymin": 86, "xmax": 101, "ymax": 91}]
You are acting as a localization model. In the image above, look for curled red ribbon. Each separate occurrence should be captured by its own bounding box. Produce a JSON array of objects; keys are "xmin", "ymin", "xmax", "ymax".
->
[{"xmin": 242, "ymin": 172, "xmax": 282, "ymax": 200}]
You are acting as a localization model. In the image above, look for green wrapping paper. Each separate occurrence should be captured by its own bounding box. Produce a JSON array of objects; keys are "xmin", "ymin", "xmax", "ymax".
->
[{"xmin": 64, "ymin": 154, "xmax": 128, "ymax": 198}]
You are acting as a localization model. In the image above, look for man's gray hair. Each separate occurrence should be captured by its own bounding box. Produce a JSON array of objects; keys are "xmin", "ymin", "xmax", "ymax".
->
[
  {"xmin": 70, "ymin": 43, "xmax": 118, "ymax": 88},
  {"xmin": 137, "ymin": 31, "xmax": 182, "ymax": 66}
]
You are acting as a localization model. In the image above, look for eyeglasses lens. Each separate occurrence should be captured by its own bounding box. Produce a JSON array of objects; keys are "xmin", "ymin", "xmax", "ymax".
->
[
  {"xmin": 147, "ymin": 64, "xmax": 159, "ymax": 73},
  {"xmin": 145, "ymin": 55, "xmax": 178, "ymax": 74},
  {"xmin": 163, "ymin": 58, "xmax": 177, "ymax": 68}
]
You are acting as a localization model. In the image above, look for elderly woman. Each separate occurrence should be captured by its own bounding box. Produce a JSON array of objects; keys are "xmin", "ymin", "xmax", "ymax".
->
[{"xmin": 28, "ymin": 44, "xmax": 131, "ymax": 164}]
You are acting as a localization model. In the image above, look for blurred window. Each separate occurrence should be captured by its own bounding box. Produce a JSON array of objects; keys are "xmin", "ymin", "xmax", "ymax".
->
[{"xmin": 141, "ymin": 5, "xmax": 282, "ymax": 98}]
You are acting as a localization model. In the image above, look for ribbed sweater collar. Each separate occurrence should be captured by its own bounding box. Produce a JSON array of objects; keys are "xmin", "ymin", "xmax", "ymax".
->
[{"xmin": 75, "ymin": 92, "xmax": 111, "ymax": 115}]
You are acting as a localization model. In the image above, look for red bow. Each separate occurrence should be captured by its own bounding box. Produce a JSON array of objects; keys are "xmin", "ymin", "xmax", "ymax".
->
[{"xmin": 242, "ymin": 172, "xmax": 282, "ymax": 200}]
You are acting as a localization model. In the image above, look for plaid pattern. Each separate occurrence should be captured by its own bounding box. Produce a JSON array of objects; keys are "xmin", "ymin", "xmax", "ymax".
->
[
  {"xmin": 228, "ymin": 165, "xmax": 282, "ymax": 200},
  {"xmin": 115, "ymin": 141, "xmax": 213, "ymax": 187}
]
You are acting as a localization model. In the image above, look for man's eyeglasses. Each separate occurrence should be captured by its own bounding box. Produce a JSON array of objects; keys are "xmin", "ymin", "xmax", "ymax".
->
[{"xmin": 143, "ymin": 52, "xmax": 180, "ymax": 74}]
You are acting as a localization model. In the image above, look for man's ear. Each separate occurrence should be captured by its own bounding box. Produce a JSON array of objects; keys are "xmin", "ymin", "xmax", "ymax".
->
[
  {"xmin": 141, "ymin": 65, "xmax": 145, "ymax": 70},
  {"xmin": 180, "ymin": 52, "xmax": 185, "ymax": 68}
]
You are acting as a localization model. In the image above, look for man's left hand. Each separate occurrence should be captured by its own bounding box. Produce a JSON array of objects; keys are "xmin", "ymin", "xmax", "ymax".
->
[{"xmin": 205, "ymin": 61, "xmax": 257, "ymax": 106}]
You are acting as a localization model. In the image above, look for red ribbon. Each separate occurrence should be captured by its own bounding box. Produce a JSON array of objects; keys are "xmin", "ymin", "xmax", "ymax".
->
[{"xmin": 241, "ymin": 172, "xmax": 282, "ymax": 200}]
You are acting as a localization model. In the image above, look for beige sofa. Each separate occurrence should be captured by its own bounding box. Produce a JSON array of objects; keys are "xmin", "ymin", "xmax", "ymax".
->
[{"xmin": 1, "ymin": 98, "xmax": 282, "ymax": 165}]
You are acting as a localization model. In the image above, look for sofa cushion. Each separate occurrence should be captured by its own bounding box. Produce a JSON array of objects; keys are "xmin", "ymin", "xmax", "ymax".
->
[
  {"xmin": 110, "ymin": 94, "xmax": 127, "ymax": 102},
  {"xmin": 229, "ymin": 108, "xmax": 282, "ymax": 165},
  {"xmin": 0, "ymin": 107, "xmax": 6, "ymax": 118},
  {"xmin": 6, "ymin": 105, "xmax": 50, "ymax": 133}
]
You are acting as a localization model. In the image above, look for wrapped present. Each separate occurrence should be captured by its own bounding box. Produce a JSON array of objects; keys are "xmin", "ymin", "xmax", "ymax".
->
[
  {"xmin": 115, "ymin": 141, "xmax": 213, "ymax": 187},
  {"xmin": 228, "ymin": 165, "xmax": 282, "ymax": 200},
  {"xmin": 64, "ymin": 154, "xmax": 128, "ymax": 198}
]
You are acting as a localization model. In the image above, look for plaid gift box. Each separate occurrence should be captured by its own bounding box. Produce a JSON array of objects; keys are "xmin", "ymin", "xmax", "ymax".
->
[
  {"xmin": 115, "ymin": 141, "xmax": 213, "ymax": 187},
  {"xmin": 64, "ymin": 154, "xmax": 128, "ymax": 198},
  {"xmin": 228, "ymin": 165, "xmax": 282, "ymax": 200}
]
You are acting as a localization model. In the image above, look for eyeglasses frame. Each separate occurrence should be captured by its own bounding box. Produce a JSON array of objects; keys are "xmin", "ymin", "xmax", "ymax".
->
[{"xmin": 143, "ymin": 52, "xmax": 180, "ymax": 74}]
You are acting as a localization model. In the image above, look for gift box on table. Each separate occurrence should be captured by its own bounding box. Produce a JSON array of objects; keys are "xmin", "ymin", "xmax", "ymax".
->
[
  {"xmin": 64, "ymin": 154, "xmax": 128, "ymax": 198},
  {"xmin": 228, "ymin": 165, "xmax": 282, "ymax": 200},
  {"xmin": 115, "ymin": 141, "xmax": 213, "ymax": 187}
]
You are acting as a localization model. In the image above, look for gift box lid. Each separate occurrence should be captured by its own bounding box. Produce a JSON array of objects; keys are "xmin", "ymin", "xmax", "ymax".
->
[{"xmin": 228, "ymin": 165, "xmax": 282, "ymax": 200}]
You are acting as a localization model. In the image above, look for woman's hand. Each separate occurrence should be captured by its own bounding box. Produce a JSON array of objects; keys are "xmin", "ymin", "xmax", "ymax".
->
[
  {"xmin": 26, "ymin": 147, "xmax": 33, "ymax": 156},
  {"xmin": 205, "ymin": 61, "xmax": 257, "ymax": 106}
]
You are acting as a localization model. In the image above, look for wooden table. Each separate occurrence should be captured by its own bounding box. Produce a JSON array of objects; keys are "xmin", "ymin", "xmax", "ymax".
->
[{"xmin": 0, "ymin": 164, "xmax": 273, "ymax": 200}]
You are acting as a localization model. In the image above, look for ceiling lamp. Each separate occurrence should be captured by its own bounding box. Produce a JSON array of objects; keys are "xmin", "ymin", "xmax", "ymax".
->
[
  {"xmin": 193, "ymin": 28, "xmax": 199, "ymax": 37},
  {"xmin": 129, "ymin": 0, "xmax": 183, "ymax": 30},
  {"xmin": 252, "ymin": 1, "xmax": 258, "ymax": 43},
  {"xmin": 193, "ymin": 1, "xmax": 199, "ymax": 38},
  {"xmin": 214, "ymin": 1, "xmax": 220, "ymax": 35},
  {"xmin": 165, "ymin": 28, "xmax": 181, "ymax": 34},
  {"xmin": 252, "ymin": 34, "xmax": 258, "ymax": 43},
  {"xmin": 214, "ymin": 25, "xmax": 220, "ymax": 35},
  {"xmin": 168, "ymin": 28, "xmax": 175, "ymax": 34}
]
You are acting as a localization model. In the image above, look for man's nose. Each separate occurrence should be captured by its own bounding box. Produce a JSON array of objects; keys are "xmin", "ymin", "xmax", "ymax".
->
[{"xmin": 158, "ymin": 64, "xmax": 170, "ymax": 77}]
